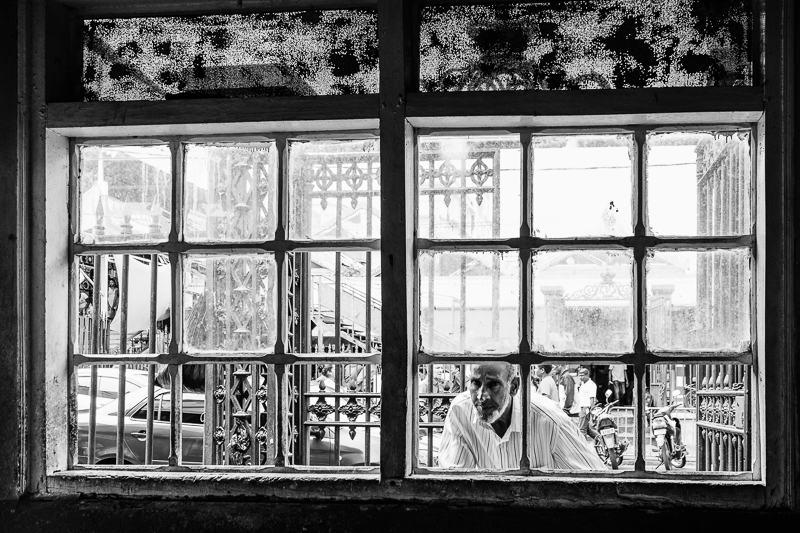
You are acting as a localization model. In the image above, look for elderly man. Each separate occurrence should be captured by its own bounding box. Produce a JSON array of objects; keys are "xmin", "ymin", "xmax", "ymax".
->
[{"xmin": 437, "ymin": 362, "xmax": 606, "ymax": 470}]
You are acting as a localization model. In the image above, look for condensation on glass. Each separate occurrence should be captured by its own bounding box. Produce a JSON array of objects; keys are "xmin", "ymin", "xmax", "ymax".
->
[
  {"xmin": 647, "ymin": 131, "xmax": 752, "ymax": 237},
  {"xmin": 419, "ymin": 251, "xmax": 520, "ymax": 354},
  {"xmin": 418, "ymin": 135, "xmax": 521, "ymax": 239},
  {"xmin": 532, "ymin": 249, "xmax": 633, "ymax": 353},
  {"xmin": 644, "ymin": 363, "xmax": 751, "ymax": 473},
  {"xmin": 288, "ymin": 139, "xmax": 380, "ymax": 241},
  {"xmin": 183, "ymin": 142, "xmax": 278, "ymax": 243},
  {"xmin": 646, "ymin": 249, "xmax": 751, "ymax": 353},
  {"xmin": 420, "ymin": 1, "xmax": 752, "ymax": 92},
  {"xmin": 84, "ymin": 10, "xmax": 378, "ymax": 101},
  {"xmin": 532, "ymin": 135, "xmax": 633, "ymax": 238},
  {"xmin": 78, "ymin": 145, "xmax": 172, "ymax": 244},
  {"xmin": 183, "ymin": 253, "xmax": 277, "ymax": 353}
]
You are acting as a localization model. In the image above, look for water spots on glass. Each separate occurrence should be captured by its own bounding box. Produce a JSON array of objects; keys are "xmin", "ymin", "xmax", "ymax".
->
[
  {"xmin": 420, "ymin": 1, "xmax": 751, "ymax": 92},
  {"xmin": 83, "ymin": 10, "xmax": 378, "ymax": 101}
]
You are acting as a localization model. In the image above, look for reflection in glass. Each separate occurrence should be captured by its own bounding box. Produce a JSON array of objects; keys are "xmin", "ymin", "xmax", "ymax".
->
[
  {"xmin": 645, "ymin": 363, "xmax": 751, "ymax": 473},
  {"xmin": 79, "ymin": 145, "xmax": 172, "ymax": 244},
  {"xmin": 183, "ymin": 253, "xmax": 277, "ymax": 353},
  {"xmin": 184, "ymin": 143, "xmax": 278, "ymax": 242},
  {"xmin": 289, "ymin": 139, "xmax": 380, "ymax": 240},
  {"xmin": 419, "ymin": 252, "xmax": 520, "ymax": 353},
  {"xmin": 532, "ymin": 135, "xmax": 633, "ymax": 237},
  {"xmin": 532, "ymin": 249, "xmax": 633, "ymax": 353},
  {"xmin": 647, "ymin": 132, "xmax": 751, "ymax": 236},
  {"xmin": 418, "ymin": 135, "xmax": 520, "ymax": 239},
  {"xmin": 646, "ymin": 249, "xmax": 750, "ymax": 352}
]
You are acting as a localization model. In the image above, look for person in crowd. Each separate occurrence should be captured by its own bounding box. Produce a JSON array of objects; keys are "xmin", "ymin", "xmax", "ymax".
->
[
  {"xmin": 537, "ymin": 364, "xmax": 559, "ymax": 404},
  {"xmin": 609, "ymin": 363, "xmax": 628, "ymax": 406},
  {"xmin": 437, "ymin": 362, "xmax": 606, "ymax": 470},
  {"xmin": 559, "ymin": 366, "xmax": 581, "ymax": 421},
  {"xmin": 577, "ymin": 366, "xmax": 599, "ymax": 441}
]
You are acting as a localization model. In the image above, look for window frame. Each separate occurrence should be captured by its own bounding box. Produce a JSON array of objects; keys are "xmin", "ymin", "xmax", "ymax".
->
[{"xmin": 25, "ymin": 0, "xmax": 795, "ymax": 511}]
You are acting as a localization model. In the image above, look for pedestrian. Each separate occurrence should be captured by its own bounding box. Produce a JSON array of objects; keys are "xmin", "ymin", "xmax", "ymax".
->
[{"xmin": 577, "ymin": 366, "xmax": 599, "ymax": 441}]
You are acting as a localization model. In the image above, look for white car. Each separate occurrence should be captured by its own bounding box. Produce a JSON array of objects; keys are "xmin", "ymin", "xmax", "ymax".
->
[{"xmin": 76, "ymin": 367, "xmax": 150, "ymax": 412}]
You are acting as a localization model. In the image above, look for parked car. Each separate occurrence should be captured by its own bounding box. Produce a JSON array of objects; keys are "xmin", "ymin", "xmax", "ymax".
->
[
  {"xmin": 76, "ymin": 367, "xmax": 150, "ymax": 413},
  {"xmin": 77, "ymin": 387, "xmax": 375, "ymax": 466}
]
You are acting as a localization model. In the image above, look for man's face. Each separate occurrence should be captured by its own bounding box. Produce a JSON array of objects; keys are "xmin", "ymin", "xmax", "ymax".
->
[
  {"xmin": 469, "ymin": 363, "xmax": 518, "ymax": 423},
  {"xmin": 579, "ymin": 369, "xmax": 590, "ymax": 383}
]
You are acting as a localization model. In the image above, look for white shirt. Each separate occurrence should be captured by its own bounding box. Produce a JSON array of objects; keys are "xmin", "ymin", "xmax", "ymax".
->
[
  {"xmin": 538, "ymin": 374, "xmax": 559, "ymax": 403},
  {"xmin": 578, "ymin": 378, "xmax": 597, "ymax": 408},
  {"xmin": 610, "ymin": 364, "xmax": 627, "ymax": 382},
  {"xmin": 437, "ymin": 391, "xmax": 606, "ymax": 470}
]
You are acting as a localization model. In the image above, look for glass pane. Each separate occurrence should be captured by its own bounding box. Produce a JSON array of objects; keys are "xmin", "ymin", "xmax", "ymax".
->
[
  {"xmin": 533, "ymin": 250, "xmax": 633, "ymax": 353},
  {"xmin": 288, "ymin": 139, "xmax": 380, "ymax": 240},
  {"xmin": 422, "ymin": 363, "xmax": 610, "ymax": 471},
  {"xmin": 647, "ymin": 132, "xmax": 751, "ymax": 236},
  {"xmin": 74, "ymin": 364, "xmax": 151, "ymax": 415},
  {"xmin": 646, "ymin": 249, "xmax": 750, "ymax": 352},
  {"xmin": 183, "ymin": 254, "xmax": 277, "ymax": 353},
  {"xmin": 300, "ymin": 363, "xmax": 381, "ymax": 467},
  {"xmin": 79, "ymin": 145, "xmax": 172, "ymax": 244},
  {"xmin": 302, "ymin": 252, "xmax": 381, "ymax": 354},
  {"xmin": 420, "ymin": 1, "xmax": 752, "ymax": 92},
  {"xmin": 84, "ymin": 11, "xmax": 378, "ymax": 101},
  {"xmin": 532, "ymin": 135, "xmax": 633, "ymax": 237},
  {"xmin": 75, "ymin": 254, "xmax": 171, "ymax": 355},
  {"xmin": 645, "ymin": 363, "xmax": 752, "ymax": 473},
  {"xmin": 419, "ymin": 252, "xmax": 520, "ymax": 353},
  {"xmin": 418, "ymin": 135, "xmax": 520, "ymax": 239},
  {"xmin": 184, "ymin": 143, "xmax": 278, "ymax": 242}
]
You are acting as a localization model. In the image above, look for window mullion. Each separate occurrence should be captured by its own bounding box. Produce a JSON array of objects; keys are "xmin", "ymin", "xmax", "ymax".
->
[{"xmin": 633, "ymin": 129, "xmax": 647, "ymax": 471}]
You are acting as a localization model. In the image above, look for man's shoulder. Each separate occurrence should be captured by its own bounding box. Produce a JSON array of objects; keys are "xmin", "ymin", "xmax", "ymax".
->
[
  {"xmin": 529, "ymin": 393, "xmax": 564, "ymax": 425},
  {"xmin": 449, "ymin": 391, "xmax": 473, "ymax": 414}
]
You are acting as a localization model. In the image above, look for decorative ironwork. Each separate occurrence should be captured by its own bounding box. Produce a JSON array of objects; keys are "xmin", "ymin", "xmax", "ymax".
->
[
  {"xmin": 432, "ymin": 398, "xmax": 452, "ymax": 420},
  {"xmin": 255, "ymin": 386, "xmax": 269, "ymax": 405},
  {"xmin": 564, "ymin": 271, "xmax": 632, "ymax": 301},
  {"xmin": 308, "ymin": 397, "xmax": 336, "ymax": 421},
  {"xmin": 213, "ymin": 385, "xmax": 226, "ymax": 404},
  {"xmin": 338, "ymin": 398, "xmax": 366, "ymax": 422},
  {"xmin": 368, "ymin": 400, "xmax": 381, "ymax": 420},
  {"xmin": 213, "ymin": 426, "xmax": 225, "ymax": 446}
]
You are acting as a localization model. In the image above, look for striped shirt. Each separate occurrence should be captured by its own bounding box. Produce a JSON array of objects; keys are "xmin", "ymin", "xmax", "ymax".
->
[{"xmin": 437, "ymin": 391, "xmax": 607, "ymax": 470}]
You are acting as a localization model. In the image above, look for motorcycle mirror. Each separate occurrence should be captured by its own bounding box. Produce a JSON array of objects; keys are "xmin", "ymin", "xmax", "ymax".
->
[{"xmin": 605, "ymin": 389, "xmax": 612, "ymax": 398}]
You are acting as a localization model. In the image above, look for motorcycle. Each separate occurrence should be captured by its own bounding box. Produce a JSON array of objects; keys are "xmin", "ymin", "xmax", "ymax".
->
[
  {"xmin": 591, "ymin": 390, "xmax": 628, "ymax": 470},
  {"xmin": 649, "ymin": 403, "xmax": 688, "ymax": 470}
]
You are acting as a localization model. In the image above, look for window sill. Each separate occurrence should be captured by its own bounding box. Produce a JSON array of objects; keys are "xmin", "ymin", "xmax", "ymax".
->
[{"xmin": 45, "ymin": 470, "xmax": 766, "ymax": 509}]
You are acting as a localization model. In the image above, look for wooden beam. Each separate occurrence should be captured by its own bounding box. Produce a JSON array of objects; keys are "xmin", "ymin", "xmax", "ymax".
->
[
  {"xmin": 406, "ymin": 86, "xmax": 764, "ymax": 127},
  {"xmin": 60, "ymin": 0, "xmax": 377, "ymax": 18},
  {"xmin": 378, "ymin": 0, "xmax": 416, "ymax": 481}
]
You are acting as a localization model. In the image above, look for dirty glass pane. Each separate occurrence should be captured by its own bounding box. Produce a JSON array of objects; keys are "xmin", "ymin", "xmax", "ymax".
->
[
  {"xmin": 420, "ymin": 1, "xmax": 752, "ymax": 92},
  {"xmin": 647, "ymin": 132, "xmax": 751, "ymax": 236},
  {"xmin": 532, "ymin": 135, "xmax": 633, "ymax": 238},
  {"xmin": 644, "ymin": 363, "xmax": 751, "ymax": 473},
  {"xmin": 299, "ymin": 363, "xmax": 381, "ymax": 467},
  {"xmin": 74, "ymin": 253, "xmax": 171, "ymax": 355},
  {"xmin": 299, "ymin": 251, "xmax": 381, "ymax": 354},
  {"xmin": 84, "ymin": 11, "xmax": 378, "ymax": 101},
  {"xmin": 184, "ymin": 142, "xmax": 278, "ymax": 242},
  {"xmin": 419, "ymin": 251, "xmax": 519, "ymax": 354},
  {"xmin": 532, "ymin": 249, "xmax": 633, "ymax": 353},
  {"xmin": 646, "ymin": 249, "xmax": 750, "ymax": 352},
  {"xmin": 288, "ymin": 139, "xmax": 380, "ymax": 240},
  {"xmin": 418, "ymin": 135, "xmax": 521, "ymax": 239},
  {"xmin": 183, "ymin": 253, "xmax": 277, "ymax": 353},
  {"xmin": 79, "ymin": 145, "xmax": 172, "ymax": 244}
]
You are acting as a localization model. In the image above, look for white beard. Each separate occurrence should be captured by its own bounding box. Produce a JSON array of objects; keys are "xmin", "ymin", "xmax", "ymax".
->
[{"xmin": 485, "ymin": 392, "xmax": 512, "ymax": 424}]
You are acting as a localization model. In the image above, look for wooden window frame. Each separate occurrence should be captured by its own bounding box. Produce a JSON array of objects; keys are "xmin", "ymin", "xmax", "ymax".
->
[{"xmin": 23, "ymin": 0, "xmax": 795, "ymax": 510}]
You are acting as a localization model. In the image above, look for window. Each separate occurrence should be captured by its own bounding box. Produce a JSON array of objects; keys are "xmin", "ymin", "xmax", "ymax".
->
[
  {"xmin": 414, "ymin": 130, "xmax": 755, "ymax": 474},
  {"xmin": 31, "ymin": 0, "xmax": 794, "ymax": 512}
]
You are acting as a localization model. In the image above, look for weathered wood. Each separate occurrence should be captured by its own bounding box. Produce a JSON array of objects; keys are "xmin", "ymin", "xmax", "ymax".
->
[
  {"xmin": 406, "ymin": 87, "xmax": 763, "ymax": 126},
  {"xmin": 378, "ymin": 0, "xmax": 416, "ymax": 481},
  {"xmin": 47, "ymin": 95, "xmax": 380, "ymax": 136},
  {"xmin": 762, "ymin": 0, "xmax": 795, "ymax": 509},
  {"xmin": 46, "ymin": 1, "xmax": 82, "ymax": 102}
]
